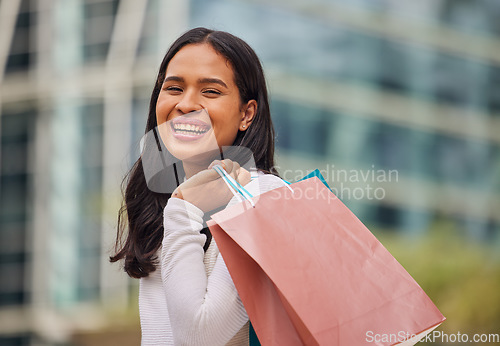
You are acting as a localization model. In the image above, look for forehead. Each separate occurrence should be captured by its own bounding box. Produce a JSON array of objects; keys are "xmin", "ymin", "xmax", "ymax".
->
[{"xmin": 166, "ymin": 43, "xmax": 235, "ymax": 81}]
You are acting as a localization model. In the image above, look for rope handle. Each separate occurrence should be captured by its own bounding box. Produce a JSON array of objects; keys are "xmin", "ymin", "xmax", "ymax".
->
[
  {"xmin": 213, "ymin": 165, "xmax": 256, "ymax": 208},
  {"xmin": 213, "ymin": 165, "xmax": 294, "ymax": 209}
]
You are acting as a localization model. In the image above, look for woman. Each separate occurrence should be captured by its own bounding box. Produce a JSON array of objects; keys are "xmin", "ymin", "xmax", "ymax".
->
[{"xmin": 111, "ymin": 27, "xmax": 284, "ymax": 345}]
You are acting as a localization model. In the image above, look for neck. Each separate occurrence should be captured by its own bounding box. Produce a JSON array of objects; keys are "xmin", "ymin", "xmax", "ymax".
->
[
  {"xmin": 182, "ymin": 161, "xmax": 210, "ymax": 179},
  {"xmin": 180, "ymin": 149, "xmax": 224, "ymax": 179}
]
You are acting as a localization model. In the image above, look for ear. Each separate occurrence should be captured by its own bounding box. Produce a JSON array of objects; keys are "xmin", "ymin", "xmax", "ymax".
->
[{"xmin": 239, "ymin": 100, "xmax": 257, "ymax": 131}]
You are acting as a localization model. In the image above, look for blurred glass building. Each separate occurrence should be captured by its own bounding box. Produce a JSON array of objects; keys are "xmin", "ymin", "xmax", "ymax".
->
[{"xmin": 1, "ymin": 0, "xmax": 499, "ymax": 344}]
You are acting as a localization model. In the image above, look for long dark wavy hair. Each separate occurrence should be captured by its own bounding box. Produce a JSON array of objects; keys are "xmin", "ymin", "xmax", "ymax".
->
[{"xmin": 110, "ymin": 27, "xmax": 277, "ymax": 278}]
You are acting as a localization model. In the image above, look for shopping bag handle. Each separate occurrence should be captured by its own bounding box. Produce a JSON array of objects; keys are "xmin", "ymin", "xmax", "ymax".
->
[
  {"xmin": 213, "ymin": 164, "xmax": 256, "ymax": 208},
  {"xmin": 213, "ymin": 165, "xmax": 294, "ymax": 209}
]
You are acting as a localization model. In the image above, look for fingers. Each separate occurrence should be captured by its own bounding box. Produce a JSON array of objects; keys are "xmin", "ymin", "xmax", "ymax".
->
[
  {"xmin": 175, "ymin": 158, "xmax": 252, "ymax": 211},
  {"xmin": 237, "ymin": 167, "xmax": 251, "ymax": 186},
  {"xmin": 211, "ymin": 159, "xmax": 251, "ymax": 180},
  {"xmin": 208, "ymin": 159, "xmax": 238, "ymax": 174},
  {"xmin": 208, "ymin": 160, "xmax": 223, "ymax": 170},
  {"xmin": 225, "ymin": 160, "xmax": 240, "ymax": 179}
]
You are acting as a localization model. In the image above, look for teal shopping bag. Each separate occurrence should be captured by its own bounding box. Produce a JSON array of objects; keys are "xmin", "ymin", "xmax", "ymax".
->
[{"xmin": 297, "ymin": 169, "xmax": 332, "ymax": 191}]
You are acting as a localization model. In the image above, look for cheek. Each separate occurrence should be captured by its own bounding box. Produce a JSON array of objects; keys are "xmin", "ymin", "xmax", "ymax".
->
[
  {"xmin": 212, "ymin": 107, "xmax": 241, "ymax": 130},
  {"xmin": 212, "ymin": 113, "xmax": 242, "ymax": 145},
  {"xmin": 156, "ymin": 96, "xmax": 171, "ymax": 124}
]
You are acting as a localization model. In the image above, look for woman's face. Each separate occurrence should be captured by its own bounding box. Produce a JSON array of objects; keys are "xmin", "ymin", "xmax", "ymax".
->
[{"xmin": 156, "ymin": 43, "xmax": 255, "ymax": 162}]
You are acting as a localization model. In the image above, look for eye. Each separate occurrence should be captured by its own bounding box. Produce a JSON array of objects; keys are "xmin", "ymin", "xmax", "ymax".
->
[
  {"xmin": 164, "ymin": 86, "xmax": 183, "ymax": 94},
  {"xmin": 203, "ymin": 89, "xmax": 222, "ymax": 97}
]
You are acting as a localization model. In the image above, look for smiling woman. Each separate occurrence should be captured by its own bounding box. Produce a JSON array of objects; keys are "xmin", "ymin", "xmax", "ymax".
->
[
  {"xmin": 157, "ymin": 43, "xmax": 257, "ymax": 161},
  {"xmin": 110, "ymin": 27, "xmax": 283, "ymax": 345}
]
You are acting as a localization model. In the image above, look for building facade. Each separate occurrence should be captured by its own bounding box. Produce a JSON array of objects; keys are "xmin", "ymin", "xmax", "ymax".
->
[{"xmin": 1, "ymin": 0, "xmax": 499, "ymax": 344}]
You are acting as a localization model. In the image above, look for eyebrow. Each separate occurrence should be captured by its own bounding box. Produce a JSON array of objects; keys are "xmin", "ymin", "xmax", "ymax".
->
[
  {"xmin": 163, "ymin": 76, "xmax": 228, "ymax": 89},
  {"xmin": 163, "ymin": 76, "xmax": 183, "ymax": 83},
  {"xmin": 198, "ymin": 78, "xmax": 228, "ymax": 89}
]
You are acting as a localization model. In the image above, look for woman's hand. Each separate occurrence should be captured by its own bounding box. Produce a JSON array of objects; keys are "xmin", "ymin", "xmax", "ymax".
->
[{"xmin": 172, "ymin": 159, "xmax": 251, "ymax": 212}]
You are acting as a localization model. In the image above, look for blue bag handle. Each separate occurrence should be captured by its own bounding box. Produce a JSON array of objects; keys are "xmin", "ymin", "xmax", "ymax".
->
[
  {"xmin": 213, "ymin": 165, "xmax": 256, "ymax": 207},
  {"xmin": 213, "ymin": 165, "xmax": 294, "ymax": 208}
]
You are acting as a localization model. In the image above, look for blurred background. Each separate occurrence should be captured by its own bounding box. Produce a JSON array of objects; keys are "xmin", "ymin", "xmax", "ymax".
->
[{"xmin": 1, "ymin": 0, "xmax": 499, "ymax": 345}]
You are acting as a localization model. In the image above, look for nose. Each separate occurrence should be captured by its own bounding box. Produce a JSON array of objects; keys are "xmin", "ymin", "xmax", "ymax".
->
[{"xmin": 175, "ymin": 90, "xmax": 203, "ymax": 115}]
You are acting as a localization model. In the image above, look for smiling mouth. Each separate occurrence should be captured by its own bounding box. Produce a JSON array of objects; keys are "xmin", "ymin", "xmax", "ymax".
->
[
  {"xmin": 169, "ymin": 119, "xmax": 211, "ymax": 141},
  {"xmin": 172, "ymin": 122, "xmax": 210, "ymax": 135}
]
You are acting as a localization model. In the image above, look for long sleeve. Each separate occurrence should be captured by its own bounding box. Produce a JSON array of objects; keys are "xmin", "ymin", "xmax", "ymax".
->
[
  {"xmin": 161, "ymin": 197, "xmax": 248, "ymax": 345},
  {"xmin": 139, "ymin": 173, "xmax": 287, "ymax": 345}
]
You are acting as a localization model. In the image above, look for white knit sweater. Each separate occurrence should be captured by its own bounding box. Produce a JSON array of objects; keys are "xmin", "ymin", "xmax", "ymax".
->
[{"xmin": 139, "ymin": 173, "xmax": 285, "ymax": 345}]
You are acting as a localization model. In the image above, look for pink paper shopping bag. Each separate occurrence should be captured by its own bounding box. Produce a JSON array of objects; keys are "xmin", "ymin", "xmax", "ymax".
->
[{"xmin": 208, "ymin": 176, "xmax": 445, "ymax": 345}]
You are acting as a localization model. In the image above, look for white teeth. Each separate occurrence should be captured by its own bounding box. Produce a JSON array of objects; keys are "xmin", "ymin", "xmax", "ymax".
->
[{"xmin": 173, "ymin": 122, "xmax": 209, "ymax": 135}]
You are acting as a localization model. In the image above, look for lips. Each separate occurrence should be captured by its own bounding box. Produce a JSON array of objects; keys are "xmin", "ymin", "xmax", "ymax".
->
[{"xmin": 170, "ymin": 117, "xmax": 210, "ymax": 141}]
